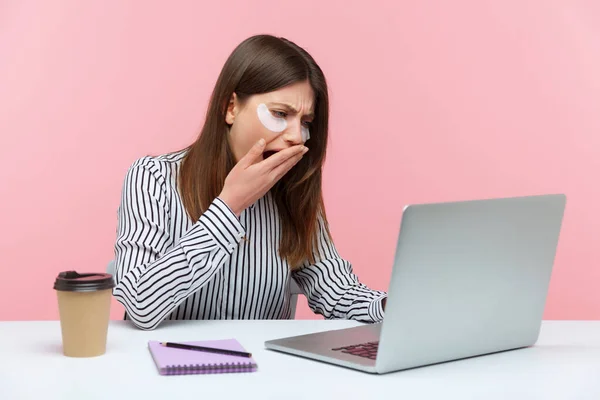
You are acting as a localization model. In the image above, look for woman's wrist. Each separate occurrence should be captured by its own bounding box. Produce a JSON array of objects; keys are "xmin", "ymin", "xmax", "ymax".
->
[{"xmin": 217, "ymin": 193, "xmax": 242, "ymax": 218}]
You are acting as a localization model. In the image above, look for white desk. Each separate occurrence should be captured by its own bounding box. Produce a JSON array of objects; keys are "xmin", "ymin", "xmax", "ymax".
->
[{"xmin": 1, "ymin": 320, "xmax": 599, "ymax": 399}]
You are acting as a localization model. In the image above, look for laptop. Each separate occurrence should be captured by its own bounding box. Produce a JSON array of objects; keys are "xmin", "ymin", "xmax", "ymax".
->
[{"xmin": 264, "ymin": 194, "xmax": 566, "ymax": 374}]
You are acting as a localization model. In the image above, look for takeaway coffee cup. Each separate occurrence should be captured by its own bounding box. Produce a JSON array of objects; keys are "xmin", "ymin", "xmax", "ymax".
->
[{"xmin": 53, "ymin": 271, "xmax": 115, "ymax": 357}]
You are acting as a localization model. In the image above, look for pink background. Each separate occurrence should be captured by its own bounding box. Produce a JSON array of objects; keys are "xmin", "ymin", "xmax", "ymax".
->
[{"xmin": 1, "ymin": 1, "xmax": 598, "ymax": 321}]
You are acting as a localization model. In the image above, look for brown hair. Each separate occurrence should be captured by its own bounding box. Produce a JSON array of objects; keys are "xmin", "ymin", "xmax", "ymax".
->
[{"xmin": 178, "ymin": 34, "xmax": 331, "ymax": 270}]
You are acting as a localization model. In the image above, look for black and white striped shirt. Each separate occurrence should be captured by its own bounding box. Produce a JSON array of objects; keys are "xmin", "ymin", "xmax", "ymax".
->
[{"xmin": 112, "ymin": 149, "xmax": 387, "ymax": 330}]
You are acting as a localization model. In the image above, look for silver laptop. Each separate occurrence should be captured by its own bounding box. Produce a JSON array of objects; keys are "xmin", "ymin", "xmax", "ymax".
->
[{"xmin": 264, "ymin": 194, "xmax": 566, "ymax": 374}]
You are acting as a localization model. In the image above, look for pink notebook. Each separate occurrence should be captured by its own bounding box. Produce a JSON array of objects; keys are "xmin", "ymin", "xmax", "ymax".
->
[{"xmin": 148, "ymin": 339, "xmax": 258, "ymax": 375}]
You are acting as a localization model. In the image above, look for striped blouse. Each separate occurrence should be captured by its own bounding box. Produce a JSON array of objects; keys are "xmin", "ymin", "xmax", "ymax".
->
[{"xmin": 112, "ymin": 149, "xmax": 387, "ymax": 330}]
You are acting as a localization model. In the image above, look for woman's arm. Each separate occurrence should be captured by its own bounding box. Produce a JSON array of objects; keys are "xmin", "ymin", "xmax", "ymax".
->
[
  {"xmin": 112, "ymin": 158, "xmax": 245, "ymax": 330},
  {"xmin": 292, "ymin": 214, "xmax": 387, "ymax": 323}
]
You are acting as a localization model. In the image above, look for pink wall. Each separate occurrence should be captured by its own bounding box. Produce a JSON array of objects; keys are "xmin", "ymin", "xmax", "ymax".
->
[{"xmin": 1, "ymin": 1, "xmax": 598, "ymax": 321}]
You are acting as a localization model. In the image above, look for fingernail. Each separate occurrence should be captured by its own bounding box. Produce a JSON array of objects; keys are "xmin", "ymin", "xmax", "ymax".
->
[
  {"xmin": 258, "ymin": 139, "xmax": 265, "ymax": 146},
  {"xmin": 302, "ymin": 146, "xmax": 308, "ymax": 153}
]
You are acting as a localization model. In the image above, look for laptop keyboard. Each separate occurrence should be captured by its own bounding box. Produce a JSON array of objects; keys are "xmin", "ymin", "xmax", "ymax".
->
[{"xmin": 332, "ymin": 341, "xmax": 379, "ymax": 360}]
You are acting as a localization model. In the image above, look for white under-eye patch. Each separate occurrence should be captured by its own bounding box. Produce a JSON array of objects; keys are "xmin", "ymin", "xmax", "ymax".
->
[
  {"xmin": 301, "ymin": 126, "xmax": 310, "ymax": 142},
  {"xmin": 257, "ymin": 103, "xmax": 287, "ymax": 133}
]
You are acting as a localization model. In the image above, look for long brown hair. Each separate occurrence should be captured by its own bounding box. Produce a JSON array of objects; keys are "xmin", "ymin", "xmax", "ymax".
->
[{"xmin": 179, "ymin": 34, "xmax": 331, "ymax": 270}]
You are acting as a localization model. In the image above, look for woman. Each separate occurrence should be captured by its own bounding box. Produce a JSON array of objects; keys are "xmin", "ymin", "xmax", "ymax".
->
[{"xmin": 113, "ymin": 34, "xmax": 387, "ymax": 330}]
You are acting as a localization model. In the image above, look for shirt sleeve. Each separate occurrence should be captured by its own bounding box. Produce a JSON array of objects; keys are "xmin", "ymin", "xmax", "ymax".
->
[
  {"xmin": 112, "ymin": 158, "xmax": 245, "ymax": 330},
  {"xmin": 291, "ymin": 213, "xmax": 387, "ymax": 323}
]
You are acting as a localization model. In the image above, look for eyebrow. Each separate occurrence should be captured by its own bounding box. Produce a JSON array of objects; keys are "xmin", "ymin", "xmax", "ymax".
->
[{"xmin": 269, "ymin": 102, "xmax": 314, "ymax": 119}]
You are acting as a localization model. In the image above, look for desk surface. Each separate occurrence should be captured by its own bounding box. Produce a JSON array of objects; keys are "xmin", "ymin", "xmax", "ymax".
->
[{"xmin": 1, "ymin": 320, "xmax": 599, "ymax": 399}]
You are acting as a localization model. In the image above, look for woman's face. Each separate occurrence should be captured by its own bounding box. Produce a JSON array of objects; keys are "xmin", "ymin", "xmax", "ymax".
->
[{"xmin": 226, "ymin": 80, "xmax": 315, "ymax": 163}]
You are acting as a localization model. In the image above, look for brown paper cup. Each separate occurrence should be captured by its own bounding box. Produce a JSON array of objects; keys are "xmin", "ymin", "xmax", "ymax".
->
[{"xmin": 54, "ymin": 271, "xmax": 115, "ymax": 357}]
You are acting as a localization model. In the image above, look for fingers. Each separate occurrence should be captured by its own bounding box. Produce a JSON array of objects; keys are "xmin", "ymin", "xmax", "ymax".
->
[
  {"xmin": 270, "ymin": 150, "xmax": 305, "ymax": 181},
  {"xmin": 262, "ymin": 145, "xmax": 306, "ymax": 171},
  {"xmin": 239, "ymin": 139, "xmax": 266, "ymax": 168}
]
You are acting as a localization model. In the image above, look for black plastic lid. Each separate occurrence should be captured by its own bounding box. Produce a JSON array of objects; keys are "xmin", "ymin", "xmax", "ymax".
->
[{"xmin": 53, "ymin": 271, "xmax": 115, "ymax": 292}]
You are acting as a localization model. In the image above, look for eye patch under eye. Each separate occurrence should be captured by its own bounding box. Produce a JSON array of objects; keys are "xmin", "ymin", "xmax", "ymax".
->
[
  {"xmin": 301, "ymin": 125, "xmax": 310, "ymax": 142},
  {"xmin": 257, "ymin": 103, "xmax": 287, "ymax": 133}
]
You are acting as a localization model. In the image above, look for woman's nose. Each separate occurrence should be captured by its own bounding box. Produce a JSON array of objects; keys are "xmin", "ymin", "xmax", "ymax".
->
[{"xmin": 283, "ymin": 122, "xmax": 304, "ymax": 144}]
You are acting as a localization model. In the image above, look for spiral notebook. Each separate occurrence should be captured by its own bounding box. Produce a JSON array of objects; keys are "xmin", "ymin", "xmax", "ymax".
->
[{"xmin": 148, "ymin": 339, "xmax": 258, "ymax": 376}]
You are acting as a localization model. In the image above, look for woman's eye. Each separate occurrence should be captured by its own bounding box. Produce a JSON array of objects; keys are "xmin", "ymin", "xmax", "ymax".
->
[
  {"xmin": 272, "ymin": 110, "xmax": 287, "ymax": 118},
  {"xmin": 302, "ymin": 121, "xmax": 312, "ymax": 127}
]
